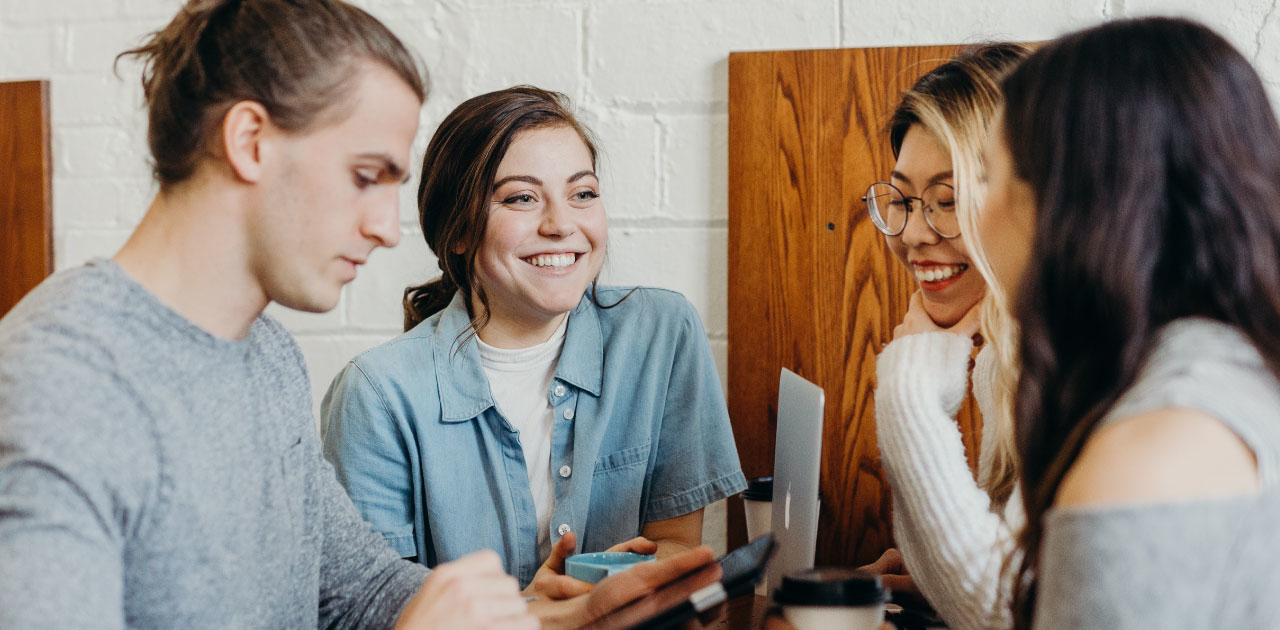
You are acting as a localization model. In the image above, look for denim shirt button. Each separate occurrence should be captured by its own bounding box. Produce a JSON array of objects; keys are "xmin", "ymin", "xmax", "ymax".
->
[
  {"xmin": 559, "ymin": 465, "xmax": 572, "ymax": 478},
  {"xmin": 562, "ymin": 408, "xmax": 575, "ymax": 420},
  {"xmin": 553, "ymin": 384, "xmax": 566, "ymax": 397},
  {"xmin": 557, "ymin": 523, "xmax": 571, "ymax": 536}
]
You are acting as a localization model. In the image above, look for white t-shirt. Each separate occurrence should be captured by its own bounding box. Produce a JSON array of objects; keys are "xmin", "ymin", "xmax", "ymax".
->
[{"xmin": 476, "ymin": 318, "xmax": 568, "ymax": 561}]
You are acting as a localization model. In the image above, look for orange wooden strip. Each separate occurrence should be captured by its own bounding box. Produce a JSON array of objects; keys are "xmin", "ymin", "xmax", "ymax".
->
[
  {"xmin": 728, "ymin": 46, "xmax": 984, "ymax": 567},
  {"xmin": 0, "ymin": 80, "xmax": 53, "ymax": 317}
]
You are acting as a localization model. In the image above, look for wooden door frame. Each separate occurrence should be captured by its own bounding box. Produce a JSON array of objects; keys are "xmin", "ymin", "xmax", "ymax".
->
[
  {"xmin": 0, "ymin": 80, "xmax": 54, "ymax": 317},
  {"xmin": 726, "ymin": 45, "xmax": 983, "ymax": 566}
]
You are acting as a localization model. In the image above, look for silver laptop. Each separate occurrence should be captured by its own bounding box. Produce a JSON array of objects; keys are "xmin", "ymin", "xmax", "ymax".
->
[{"xmin": 766, "ymin": 368, "xmax": 825, "ymax": 594}]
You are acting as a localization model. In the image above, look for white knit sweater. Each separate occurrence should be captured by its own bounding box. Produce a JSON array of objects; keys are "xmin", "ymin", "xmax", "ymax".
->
[{"xmin": 875, "ymin": 332, "xmax": 1023, "ymax": 630}]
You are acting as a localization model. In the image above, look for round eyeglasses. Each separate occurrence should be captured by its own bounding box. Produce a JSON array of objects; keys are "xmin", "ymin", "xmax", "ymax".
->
[{"xmin": 861, "ymin": 181, "xmax": 960, "ymax": 239}]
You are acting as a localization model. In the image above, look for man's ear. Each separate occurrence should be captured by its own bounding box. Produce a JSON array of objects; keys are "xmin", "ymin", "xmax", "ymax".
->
[{"xmin": 222, "ymin": 100, "xmax": 272, "ymax": 184}]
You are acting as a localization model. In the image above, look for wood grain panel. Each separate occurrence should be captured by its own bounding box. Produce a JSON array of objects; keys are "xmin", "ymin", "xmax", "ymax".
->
[
  {"xmin": 0, "ymin": 80, "xmax": 53, "ymax": 317},
  {"xmin": 728, "ymin": 46, "xmax": 983, "ymax": 567}
]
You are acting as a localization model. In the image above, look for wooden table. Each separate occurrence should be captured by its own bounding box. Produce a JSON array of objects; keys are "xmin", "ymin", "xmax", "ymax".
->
[{"xmin": 712, "ymin": 594, "xmax": 770, "ymax": 629}]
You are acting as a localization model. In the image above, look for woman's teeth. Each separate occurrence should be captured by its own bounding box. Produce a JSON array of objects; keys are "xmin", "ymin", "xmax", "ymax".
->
[
  {"xmin": 526, "ymin": 253, "xmax": 577, "ymax": 268},
  {"xmin": 914, "ymin": 263, "xmax": 967, "ymax": 283}
]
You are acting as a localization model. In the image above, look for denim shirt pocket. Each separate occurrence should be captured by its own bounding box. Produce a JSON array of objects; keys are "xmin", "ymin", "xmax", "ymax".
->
[
  {"xmin": 588, "ymin": 441, "xmax": 652, "ymax": 548},
  {"xmin": 593, "ymin": 442, "xmax": 652, "ymax": 475}
]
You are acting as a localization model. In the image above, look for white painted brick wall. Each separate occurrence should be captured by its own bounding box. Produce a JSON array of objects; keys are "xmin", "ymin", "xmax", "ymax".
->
[{"xmin": 6, "ymin": 0, "xmax": 1278, "ymax": 557}]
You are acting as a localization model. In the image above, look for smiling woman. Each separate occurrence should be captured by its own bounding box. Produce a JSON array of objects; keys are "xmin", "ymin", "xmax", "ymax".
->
[
  {"xmin": 470, "ymin": 125, "xmax": 608, "ymax": 346},
  {"xmin": 864, "ymin": 43, "xmax": 1032, "ymax": 630},
  {"xmin": 319, "ymin": 86, "xmax": 746, "ymax": 596}
]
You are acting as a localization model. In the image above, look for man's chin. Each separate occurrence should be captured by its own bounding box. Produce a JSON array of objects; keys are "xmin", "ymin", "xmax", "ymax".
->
[{"xmin": 272, "ymin": 287, "xmax": 341, "ymax": 315}]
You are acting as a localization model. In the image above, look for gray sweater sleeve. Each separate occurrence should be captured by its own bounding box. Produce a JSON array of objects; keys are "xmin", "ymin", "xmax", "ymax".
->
[
  {"xmin": 0, "ymin": 353, "xmax": 159, "ymax": 629},
  {"xmin": 1035, "ymin": 492, "xmax": 1280, "ymax": 629},
  {"xmin": 313, "ymin": 445, "xmax": 430, "ymax": 630},
  {"xmin": 268, "ymin": 330, "xmax": 431, "ymax": 630}
]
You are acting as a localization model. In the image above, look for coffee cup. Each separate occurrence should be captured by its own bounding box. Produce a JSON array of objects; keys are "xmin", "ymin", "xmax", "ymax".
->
[
  {"xmin": 564, "ymin": 551, "xmax": 657, "ymax": 584},
  {"xmin": 742, "ymin": 476, "xmax": 774, "ymax": 541},
  {"xmin": 741, "ymin": 477, "xmax": 773, "ymax": 595},
  {"xmin": 774, "ymin": 568, "xmax": 888, "ymax": 630}
]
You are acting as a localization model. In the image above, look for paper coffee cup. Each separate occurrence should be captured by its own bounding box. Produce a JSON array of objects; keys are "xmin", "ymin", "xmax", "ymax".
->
[
  {"xmin": 741, "ymin": 477, "xmax": 773, "ymax": 595},
  {"xmin": 742, "ymin": 476, "xmax": 773, "ymax": 539},
  {"xmin": 775, "ymin": 568, "xmax": 888, "ymax": 630}
]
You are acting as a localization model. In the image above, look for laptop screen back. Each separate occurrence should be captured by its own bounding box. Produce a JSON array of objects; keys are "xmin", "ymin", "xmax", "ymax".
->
[{"xmin": 767, "ymin": 368, "xmax": 825, "ymax": 594}]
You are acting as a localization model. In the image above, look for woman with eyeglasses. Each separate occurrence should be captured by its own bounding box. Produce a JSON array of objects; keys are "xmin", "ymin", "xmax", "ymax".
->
[
  {"xmin": 857, "ymin": 43, "xmax": 1031, "ymax": 630},
  {"xmin": 981, "ymin": 18, "xmax": 1280, "ymax": 628}
]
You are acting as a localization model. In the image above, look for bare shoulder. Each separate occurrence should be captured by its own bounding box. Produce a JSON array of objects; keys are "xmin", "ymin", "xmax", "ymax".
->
[{"xmin": 1055, "ymin": 407, "xmax": 1260, "ymax": 508}]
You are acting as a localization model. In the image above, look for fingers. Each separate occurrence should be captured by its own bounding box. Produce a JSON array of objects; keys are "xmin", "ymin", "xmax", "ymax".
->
[
  {"xmin": 894, "ymin": 292, "xmax": 940, "ymax": 339},
  {"xmin": 860, "ymin": 548, "xmax": 894, "ymax": 573},
  {"xmin": 530, "ymin": 573, "xmax": 594, "ymax": 600},
  {"xmin": 606, "ymin": 536, "xmax": 658, "ymax": 555},
  {"xmin": 879, "ymin": 548, "xmax": 906, "ymax": 574},
  {"xmin": 429, "ymin": 549, "xmax": 506, "ymax": 581},
  {"xmin": 894, "ymin": 290, "xmax": 986, "ymax": 341},
  {"xmin": 623, "ymin": 545, "xmax": 715, "ymax": 589},
  {"xmin": 401, "ymin": 551, "xmax": 533, "ymax": 630},
  {"xmin": 951, "ymin": 300, "xmax": 984, "ymax": 338},
  {"xmin": 879, "ymin": 573, "xmax": 917, "ymax": 594},
  {"xmin": 545, "ymin": 531, "xmax": 577, "ymax": 574},
  {"xmin": 908, "ymin": 290, "xmax": 926, "ymax": 313},
  {"xmin": 494, "ymin": 614, "xmax": 541, "ymax": 630},
  {"xmin": 585, "ymin": 551, "xmax": 721, "ymax": 622}
]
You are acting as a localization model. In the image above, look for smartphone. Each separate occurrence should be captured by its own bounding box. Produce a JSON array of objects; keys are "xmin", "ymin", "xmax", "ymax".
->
[{"xmin": 580, "ymin": 534, "xmax": 776, "ymax": 630}]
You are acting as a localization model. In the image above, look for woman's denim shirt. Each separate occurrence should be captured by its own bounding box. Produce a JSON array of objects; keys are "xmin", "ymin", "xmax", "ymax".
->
[{"xmin": 320, "ymin": 287, "xmax": 746, "ymax": 586}]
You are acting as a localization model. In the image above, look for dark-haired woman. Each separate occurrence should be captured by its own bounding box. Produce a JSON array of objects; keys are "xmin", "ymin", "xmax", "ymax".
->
[
  {"xmin": 980, "ymin": 17, "xmax": 1280, "ymax": 629},
  {"xmin": 320, "ymin": 86, "xmax": 746, "ymax": 595}
]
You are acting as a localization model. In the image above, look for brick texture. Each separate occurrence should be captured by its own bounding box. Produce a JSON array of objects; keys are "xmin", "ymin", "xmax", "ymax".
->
[{"xmin": 8, "ymin": 0, "xmax": 1280, "ymax": 558}]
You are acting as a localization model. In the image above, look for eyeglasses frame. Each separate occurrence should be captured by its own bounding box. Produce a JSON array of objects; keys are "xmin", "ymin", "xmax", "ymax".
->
[{"xmin": 860, "ymin": 181, "xmax": 961, "ymax": 239}]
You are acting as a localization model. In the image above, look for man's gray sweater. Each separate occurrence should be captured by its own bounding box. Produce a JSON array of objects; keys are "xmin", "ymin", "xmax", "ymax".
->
[{"xmin": 0, "ymin": 259, "xmax": 429, "ymax": 629}]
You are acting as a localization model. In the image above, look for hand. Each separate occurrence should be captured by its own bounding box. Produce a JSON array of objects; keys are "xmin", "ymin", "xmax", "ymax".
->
[
  {"xmin": 893, "ymin": 291, "xmax": 982, "ymax": 341},
  {"xmin": 583, "ymin": 545, "xmax": 718, "ymax": 622},
  {"xmin": 523, "ymin": 532, "xmax": 659, "ymax": 601},
  {"xmin": 395, "ymin": 550, "xmax": 537, "ymax": 630},
  {"xmin": 857, "ymin": 547, "xmax": 918, "ymax": 596}
]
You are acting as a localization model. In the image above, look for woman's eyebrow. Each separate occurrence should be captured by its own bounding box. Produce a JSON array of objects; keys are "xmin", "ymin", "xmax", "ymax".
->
[
  {"xmin": 492, "ymin": 175, "xmax": 542, "ymax": 191},
  {"xmin": 566, "ymin": 170, "xmax": 597, "ymax": 183},
  {"xmin": 928, "ymin": 170, "xmax": 954, "ymax": 185},
  {"xmin": 890, "ymin": 170, "xmax": 954, "ymax": 186}
]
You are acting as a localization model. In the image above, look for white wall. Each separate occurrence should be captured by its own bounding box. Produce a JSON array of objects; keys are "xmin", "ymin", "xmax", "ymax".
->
[{"xmin": 3, "ymin": 0, "xmax": 1277, "ymax": 554}]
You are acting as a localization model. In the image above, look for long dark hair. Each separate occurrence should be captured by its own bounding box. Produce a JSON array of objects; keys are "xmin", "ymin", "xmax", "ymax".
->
[
  {"xmin": 403, "ymin": 86, "xmax": 600, "ymax": 332},
  {"xmin": 1002, "ymin": 17, "xmax": 1280, "ymax": 628},
  {"xmin": 118, "ymin": 0, "xmax": 426, "ymax": 188}
]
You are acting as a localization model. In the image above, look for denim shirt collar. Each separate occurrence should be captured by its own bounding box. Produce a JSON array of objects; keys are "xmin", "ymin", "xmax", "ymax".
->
[{"xmin": 432, "ymin": 291, "xmax": 603, "ymax": 422}]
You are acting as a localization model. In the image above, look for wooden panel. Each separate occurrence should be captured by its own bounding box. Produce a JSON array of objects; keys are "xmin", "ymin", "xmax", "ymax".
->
[
  {"xmin": 727, "ymin": 46, "xmax": 983, "ymax": 567},
  {"xmin": 0, "ymin": 80, "xmax": 53, "ymax": 317}
]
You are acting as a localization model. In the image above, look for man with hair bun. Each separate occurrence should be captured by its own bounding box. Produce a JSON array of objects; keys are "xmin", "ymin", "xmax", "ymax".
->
[{"xmin": 0, "ymin": 1, "xmax": 712, "ymax": 628}]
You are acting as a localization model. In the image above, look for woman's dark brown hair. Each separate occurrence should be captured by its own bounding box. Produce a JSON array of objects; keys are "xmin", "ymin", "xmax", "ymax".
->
[
  {"xmin": 403, "ymin": 85, "xmax": 600, "ymax": 333},
  {"xmin": 118, "ymin": 0, "xmax": 426, "ymax": 187},
  {"xmin": 1001, "ymin": 17, "xmax": 1280, "ymax": 628}
]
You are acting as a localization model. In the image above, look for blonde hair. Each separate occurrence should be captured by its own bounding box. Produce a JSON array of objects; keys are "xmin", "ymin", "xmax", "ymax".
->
[{"xmin": 888, "ymin": 43, "xmax": 1030, "ymax": 509}]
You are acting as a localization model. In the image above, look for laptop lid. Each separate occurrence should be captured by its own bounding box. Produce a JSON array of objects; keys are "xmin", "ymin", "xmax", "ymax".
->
[{"xmin": 767, "ymin": 368, "xmax": 825, "ymax": 594}]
